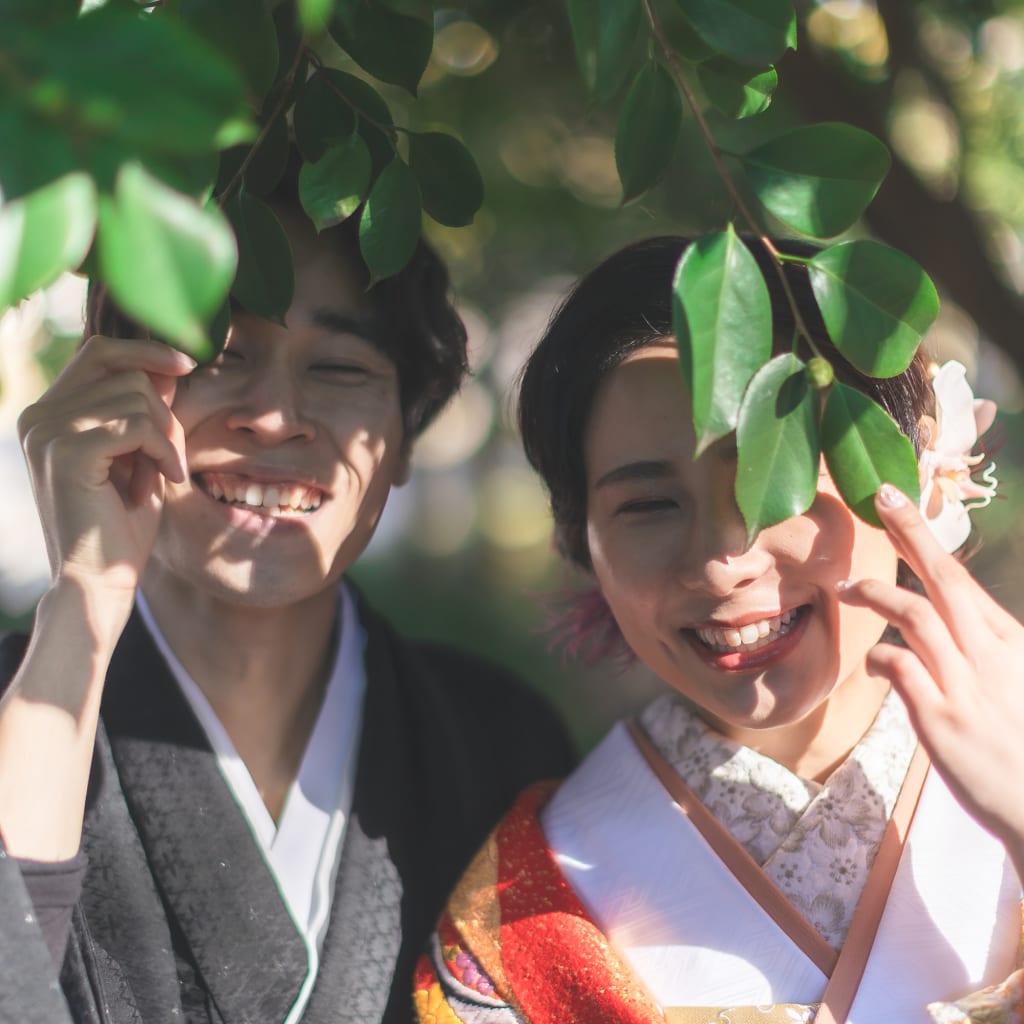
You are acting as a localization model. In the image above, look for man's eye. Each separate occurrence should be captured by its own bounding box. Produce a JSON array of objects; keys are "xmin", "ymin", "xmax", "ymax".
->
[{"xmin": 616, "ymin": 499, "xmax": 677, "ymax": 516}]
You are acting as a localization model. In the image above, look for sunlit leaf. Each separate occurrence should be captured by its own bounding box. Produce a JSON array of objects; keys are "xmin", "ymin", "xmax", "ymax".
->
[
  {"xmin": 224, "ymin": 190, "xmax": 294, "ymax": 323},
  {"xmin": 408, "ymin": 131, "xmax": 483, "ymax": 227},
  {"xmin": 358, "ymin": 157, "xmax": 421, "ymax": 282},
  {"xmin": 330, "ymin": 0, "xmax": 432, "ymax": 96},
  {"xmin": 808, "ymin": 240, "xmax": 938, "ymax": 377},
  {"xmin": 567, "ymin": 0, "xmax": 642, "ymax": 103},
  {"xmin": 673, "ymin": 226, "xmax": 772, "ymax": 453},
  {"xmin": 821, "ymin": 381, "xmax": 920, "ymax": 526},
  {"xmin": 677, "ymin": 0, "xmax": 795, "ymax": 66},
  {"xmin": 736, "ymin": 353, "xmax": 820, "ymax": 539},
  {"xmin": 299, "ymin": 136, "xmax": 371, "ymax": 231},
  {"xmin": 177, "ymin": 0, "xmax": 280, "ymax": 100},
  {"xmin": 698, "ymin": 57, "xmax": 777, "ymax": 119},
  {"xmin": 98, "ymin": 163, "xmax": 237, "ymax": 359},
  {"xmin": 741, "ymin": 123, "xmax": 891, "ymax": 238},
  {"xmin": 615, "ymin": 61, "xmax": 682, "ymax": 203},
  {"xmin": 0, "ymin": 173, "xmax": 96, "ymax": 311}
]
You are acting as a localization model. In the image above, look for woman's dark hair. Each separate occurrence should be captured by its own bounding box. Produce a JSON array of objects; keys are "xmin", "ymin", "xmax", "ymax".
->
[
  {"xmin": 519, "ymin": 235, "xmax": 933, "ymax": 570},
  {"xmin": 85, "ymin": 154, "xmax": 468, "ymax": 439}
]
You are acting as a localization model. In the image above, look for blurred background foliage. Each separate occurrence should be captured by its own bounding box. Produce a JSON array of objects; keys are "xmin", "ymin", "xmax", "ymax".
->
[{"xmin": 3, "ymin": 0, "xmax": 1024, "ymax": 749}]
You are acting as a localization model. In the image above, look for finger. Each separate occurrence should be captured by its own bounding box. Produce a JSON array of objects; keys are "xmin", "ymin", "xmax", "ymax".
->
[
  {"xmin": 48, "ymin": 336, "xmax": 197, "ymax": 395},
  {"xmin": 874, "ymin": 483, "xmax": 991, "ymax": 649},
  {"xmin": 837, "ymin": 577, "xmax": 969, "ymax": 693},
  {"xmin": 126, "ymin": 456, "xmax": 163, "ymax": 510},
  {"xmin": 866, "ymin": 642, "xmax": 942, "ymax": 721},
  {"xmin": 57, "ymin": 416, "xmax": 187, "ymax": 489}
]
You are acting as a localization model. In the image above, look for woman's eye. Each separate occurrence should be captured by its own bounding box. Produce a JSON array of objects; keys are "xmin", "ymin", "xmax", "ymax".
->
[{"xmin": 311, "ymin": 363, "xmax": 369, "ymax": 379}]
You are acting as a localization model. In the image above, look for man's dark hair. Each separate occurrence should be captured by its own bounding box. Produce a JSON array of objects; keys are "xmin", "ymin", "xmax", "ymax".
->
[
  {"xmin": 85, "ymin": 154, "xmax": 468, "ymax": 439},
  {"xmin": 518, "ymin": 235, "xmax": 933, "ymax": 570}
]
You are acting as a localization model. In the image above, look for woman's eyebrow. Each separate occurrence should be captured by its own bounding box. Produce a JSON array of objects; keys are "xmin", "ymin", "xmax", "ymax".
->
[{"xmin": 593, "ymin": 460, "xmax": 674, "ymax": 489}]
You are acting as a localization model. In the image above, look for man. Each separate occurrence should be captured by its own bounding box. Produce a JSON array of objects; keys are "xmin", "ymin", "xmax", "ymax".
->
[{"xmin": 0, "ymin": 176, "xmax": 575, "ymax": 1023}]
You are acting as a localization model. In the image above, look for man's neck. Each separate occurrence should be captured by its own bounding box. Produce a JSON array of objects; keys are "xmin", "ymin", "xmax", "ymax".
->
[{"xmin": 138, "ymin": 575, "xmax": 341, "ymax": 819}]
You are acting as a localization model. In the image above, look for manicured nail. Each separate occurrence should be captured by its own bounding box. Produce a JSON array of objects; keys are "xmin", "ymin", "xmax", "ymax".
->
[
  {"xmin": 877, "ymin": 483, "xmax": 906, "ymax": 509},
  {"xmin": 835, "ymin": 578, "xmax": 855, "ymax": 593}
]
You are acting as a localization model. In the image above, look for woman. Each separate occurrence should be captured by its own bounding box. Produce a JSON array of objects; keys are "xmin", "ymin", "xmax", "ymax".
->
[{"xmin": 413, "ymin": 237, "xmax": 1024, "ymax": 1023}]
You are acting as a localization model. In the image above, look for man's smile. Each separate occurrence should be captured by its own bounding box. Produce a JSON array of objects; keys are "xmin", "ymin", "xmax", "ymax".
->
[{"xmin": 193, "ymin": 471, "xmax": 327, "ymax": 517}]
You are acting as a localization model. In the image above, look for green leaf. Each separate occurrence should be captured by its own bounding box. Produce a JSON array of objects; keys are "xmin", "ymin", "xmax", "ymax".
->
[
  {"xmin": 0, "ymin": 173, "xmax": 97, "ymax": 310},
  {"xmin": 298, "ymin": 0, "xmax": 334, "ymax": 36},
  {"xmin": 0, "ymin": 0, "xmax": 78, "ymax": 25},
  {"xmin": 648, "ymin": 0, "xmax": 714, "ymax": 61},
  {"xmin": 299, "ymin": 136, "xmax": 372, "ymax": 231},
  {"xmin": 97, "ymin": 163, "xmax": 237, "ymax": 359},
  {"xmin": 330, "ymin": 1, "xmax": 432, "ymax": 96},
  {"xmin": 808, "ymin": 240, "xmax": 938, "ymax": 377},
  {"xmin": 358, "ymin": 157, "xmax": 421, "ymax": 282},
  {"xmin": 672, "ymin": 226, "xmax": 772, "ymax": 453},
  {"xmin": 0, "ymin": 107, "xmax": 78, "ymax": 200},
  {"xmin": 176, "ymin": 0, "xmax": 280, "ymax": 100},
  {"xmin": 407, "ymin": 131, "xmax": 483, "ymax": 228},
  {"xmin": 567, "ymin": 0, "xmax": 642, "ymax": 103},
  {"xmin": 821, "ymin": 381, "xmax": 920, "ymax": 526},
  {"xmin": 293, "ymin": 70, "xmax": 358, "ymax": 164},
  {"xmin": 677, "ymin": 0, "xmax": 795, "ymax": 66},
  {"xmin": 698, "ymin": 57, "xmax": 777, "ymax": 119},
  {"xmin": 741, "ymin": 123, "xmax": 891, "ymax": 238},
  {"xmin": 14, "ymin": 8, "xmax": 255, "ymax": 158},
  {"xmin": 218, "ymin": 113, "xmax": 290, "ymax": 198},
  {"xmin": 736, "ymin": 353, "xmax": 820, "ymax": 539},
  {"xmin": 615, "ymin": 61, "xmax": 682, "ymax": 203},
  {"xmin": 224, "ymin": 190, "xmax": 294, "ymax": 323}
]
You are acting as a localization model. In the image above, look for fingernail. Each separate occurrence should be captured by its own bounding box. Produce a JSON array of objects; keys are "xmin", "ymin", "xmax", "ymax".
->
[
  {"xmin": 835, "ymin": 578, "xmax": 855, "ymax": 593},
  {"xmin": 877, "ymin": 483, "xmax": 906, "ymax": 509}
]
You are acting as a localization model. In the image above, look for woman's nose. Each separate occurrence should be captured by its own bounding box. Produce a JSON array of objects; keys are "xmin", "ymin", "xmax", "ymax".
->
[{"xmin": 677, "ymin": 495, "xmax": 771, "ymax": 597}]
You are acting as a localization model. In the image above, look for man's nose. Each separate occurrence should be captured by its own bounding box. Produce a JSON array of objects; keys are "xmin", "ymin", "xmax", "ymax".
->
[{"xmin": 224, "ymin": 367, "xmax": 316, "ymax": 444}]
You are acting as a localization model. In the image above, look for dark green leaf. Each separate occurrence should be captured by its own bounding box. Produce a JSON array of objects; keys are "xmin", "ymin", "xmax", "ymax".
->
[
  {"xmin": 677, "ymin": 0, "xmax": 795, "ymax": 66},
  {"xmin": 358, "ymin": 157, "xmax": 421, "ymax": 282},
  {"xmin": 736, "ymin": 353, "xmax": 820, "ymax": 539},
  {"xmin": 12, "ymin": 8, "xmax": 254, "ymax": 158},
  {"xmin": 143, "ymin": 150, "xmax": 219, "ymax": 200},
  {"xmin": 299, "ymin": 136, "xmax": 372, "ymax": 231},
  {"xmin": 672, "ymin": 226, "xmax": 772, "ymax": 453},
  {"xmin": 407, "ymin": 131, "xmax": 483, "ymax": 228},
  {"xmin": 224, "ymin": 190, "xmax": 294, "ymax": 322},
  {"xmin": 0, "ymin": 107, "xmax": 78, "ymax": 200},
  {"xmin": 698, "ymin": 57, "xmax": 777, "ymax": 119},
  {"xmin": 97, "ymin": 163, "xmax": 236, "ymax": 359},
  {"xmin": 821, "ymin": 381, "xmax": 920, "ymax": 526},
  {"xmin": 298, "ymin": 0, "xmax": 334, "ymax": 36},
  {"xmin": 176, "ymin": 0, "xmax": 280, "ymax": 100},
  {"xmin": 567, "ymin": 0, "xmax": 642, "ymax": 103},
  {"xmin": 0, "ymin": 172, "xmax": 96, "ymax": 310},
  {"xmin": 330, "ymin": 1, "xmax": 432, "ymax": 96},
  {"xmin": 0, "ymin": 0, "xmax": 78, "ymax": 25},
  {"xmin": 808, "ymin": 240, "xmax": 938, "ymax": 377},
  {"xmin": 232, "ymin": 114, "xmax": 290, "ymax": 197},
  {"xmin": 648, "ymin": 0, "xmax": 714, "ymax": 61},
  {"xmin": 615, "ymin": 61, "xmax": 682, "ymax": 203},
  {"xmin": 741, "ymin": 123, "xmax": 891, "ymax": 238}
]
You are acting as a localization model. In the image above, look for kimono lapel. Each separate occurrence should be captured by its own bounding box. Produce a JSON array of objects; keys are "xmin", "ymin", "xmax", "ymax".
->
[{"xmin": 101, "ymin": 612, "xmax": 310, "ymax": 1024}]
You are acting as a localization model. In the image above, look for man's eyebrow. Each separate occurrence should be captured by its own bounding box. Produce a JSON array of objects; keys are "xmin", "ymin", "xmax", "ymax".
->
[
  {"xmin": 593, "ymin": 460, "xmax": 674, "ymax": 489},
  {"xmin": 311, "ymin": 309, "xmax": 381, "ymax": 341}
]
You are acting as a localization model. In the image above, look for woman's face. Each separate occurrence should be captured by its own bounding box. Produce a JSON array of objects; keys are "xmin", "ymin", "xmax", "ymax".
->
[{"xmin": 584, "ymin": 342, "xmax": 899, "ymax": 759}]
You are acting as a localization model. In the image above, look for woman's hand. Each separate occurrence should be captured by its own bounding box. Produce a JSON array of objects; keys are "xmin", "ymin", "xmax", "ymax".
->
[
  {"xmin": 17, "ymin": 335, "xmax": 194, "ymax": 626},
  {"xmin": 837, "ymin": 482, "xmax": 1024, "ymax": 879}
]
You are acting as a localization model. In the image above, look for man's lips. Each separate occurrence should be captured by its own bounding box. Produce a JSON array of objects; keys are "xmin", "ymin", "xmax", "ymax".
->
[{"xmin": 193, "ymin": 471, "xmax": 327, "ymax": 517}]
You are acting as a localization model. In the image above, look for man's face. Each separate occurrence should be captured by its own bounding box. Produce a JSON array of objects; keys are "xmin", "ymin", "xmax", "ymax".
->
[{"xmin": 145, "ymin": 209, "xmax": 409, "ymax": 609}]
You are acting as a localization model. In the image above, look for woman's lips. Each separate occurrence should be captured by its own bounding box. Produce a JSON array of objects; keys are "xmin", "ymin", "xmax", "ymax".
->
[{"xmin": 684, "ymin": 605, "xmax": 811, "ymax": 672}]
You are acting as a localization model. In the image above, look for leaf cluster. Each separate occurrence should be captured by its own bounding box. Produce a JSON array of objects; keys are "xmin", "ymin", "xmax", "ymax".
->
[
  {"xmin": 569, "ymin": 0, "xmax": 941, "ymax": 535},
  {"xmin": 0, "ymin": 0, "xmax": 485, "ymax": 359}
]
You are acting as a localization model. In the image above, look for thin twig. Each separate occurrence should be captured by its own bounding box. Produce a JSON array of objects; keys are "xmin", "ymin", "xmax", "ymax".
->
[
  {"xmin": 216, "ymin": 40, "xmax": 306, "ymax": 208},
  {"xmin": 642, "ymin": 0, "xmax": 820, "ymax": 355}
]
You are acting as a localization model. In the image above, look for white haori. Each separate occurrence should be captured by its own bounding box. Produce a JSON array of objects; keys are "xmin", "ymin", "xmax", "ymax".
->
[{"xmin": 542, "ymin": 720, "xmax": 1021, "ymax": 1019}]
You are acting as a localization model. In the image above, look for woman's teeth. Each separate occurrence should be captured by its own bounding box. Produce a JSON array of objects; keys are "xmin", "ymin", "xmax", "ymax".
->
[
  {"xmin": 203, "ymin": 477, "xmax": 322, "ymax": 515},
  {"xmin": 695, "ymin": 609, "xmax": 801, "ymax": 654}
]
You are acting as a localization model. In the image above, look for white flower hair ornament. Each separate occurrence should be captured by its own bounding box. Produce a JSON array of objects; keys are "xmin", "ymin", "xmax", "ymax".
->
[{"xmin": 917, "ymin": 360, "xmax": 998, "ymax": 553}]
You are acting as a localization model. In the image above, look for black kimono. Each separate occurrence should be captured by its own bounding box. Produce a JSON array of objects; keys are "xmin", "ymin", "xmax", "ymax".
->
[{"xmin": 0, "ymin": 593, "xmax": 576, "ymax": 1024}]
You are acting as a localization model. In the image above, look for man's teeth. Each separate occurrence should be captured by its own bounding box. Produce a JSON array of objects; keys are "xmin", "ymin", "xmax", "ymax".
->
[
  {"xmin": 204, "ymin": 477, "xmax": 322, "ymax": 515},
  {"xmin": 696, "ymin": 609, "xmax": 800, "ymax": 653}
]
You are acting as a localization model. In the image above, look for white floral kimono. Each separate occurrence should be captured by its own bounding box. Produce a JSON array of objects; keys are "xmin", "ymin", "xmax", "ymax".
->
[{"xmin": 415, "ymin": 693, "xmax": 1023, "ymax": 1024}]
